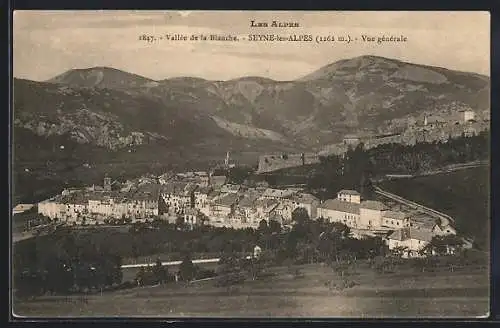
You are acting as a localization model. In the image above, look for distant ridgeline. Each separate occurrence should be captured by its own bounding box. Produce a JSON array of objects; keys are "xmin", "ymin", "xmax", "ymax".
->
[{"xmin": 257, "ymin": 152, "xmax": 320, "ymax": 173}]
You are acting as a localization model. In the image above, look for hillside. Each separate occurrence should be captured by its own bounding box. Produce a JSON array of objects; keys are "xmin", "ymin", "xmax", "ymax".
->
[
  {"xmin": 380, "ymin": 166, "xmax": 490, "ymax": 250},
  {"xmin": 13, "ymin": 55, "xmax": 490, "ymax": 202},
  {"xmin": 44, "ymin": 56, "xmax": 490, "ymax": 148},
  {"xmin": 48, "ymin": 66, "xmax": 157, "ymax": 89}
]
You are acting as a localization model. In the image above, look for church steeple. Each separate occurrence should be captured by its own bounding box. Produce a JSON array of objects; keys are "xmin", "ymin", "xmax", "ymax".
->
[{"xmin": 104, "ymin": 174, "xmax": 112, "ymax": 191}]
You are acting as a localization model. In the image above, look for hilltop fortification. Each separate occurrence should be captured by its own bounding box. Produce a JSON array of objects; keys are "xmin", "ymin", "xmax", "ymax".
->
[{"xmin": 257, "ymin": 152, "xmax": 320, "ymax": 173}]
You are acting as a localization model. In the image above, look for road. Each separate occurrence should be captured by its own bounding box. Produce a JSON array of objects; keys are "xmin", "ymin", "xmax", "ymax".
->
[
  {"xmin": 373, "ymin": 186, "xmax": 454, "ymax": 228},
  {"xmin": 416, "ymin": 161, "xmax": 488, "ymax": 178},
  {"xmin": 374, "ymin": 161, "xmax": 489, "ymax": 183}
]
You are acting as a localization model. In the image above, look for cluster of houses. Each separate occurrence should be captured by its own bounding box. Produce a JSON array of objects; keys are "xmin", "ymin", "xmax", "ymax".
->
[
  {"xmin": 159, "ymin": 178, "xmax": 319, "ymax": 230},
  {"xmin": 317, "ymin": 189, "xmax": 457, "ymax": 257},
  {"xmin": 37, "ymin": 176, "xmax": 160, "ymax": 225},
  {"xmin": 36, "ymin": 170, "xmax": 458, "ymax": 257}
]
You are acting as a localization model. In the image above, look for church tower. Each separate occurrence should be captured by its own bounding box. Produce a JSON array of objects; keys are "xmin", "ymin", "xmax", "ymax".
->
[
  {"xmin": 224, "ymin": 151, "xmax": 230, "ymax": 168},
  {"xmin": 104, "ymin": 175, "xmax": 112, "ymax": 191}
]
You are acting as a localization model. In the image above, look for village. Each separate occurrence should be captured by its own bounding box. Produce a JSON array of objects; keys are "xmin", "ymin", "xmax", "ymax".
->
[{"xmin": 29, "ymin": 149, "xmax": 461, "ymax": 259}]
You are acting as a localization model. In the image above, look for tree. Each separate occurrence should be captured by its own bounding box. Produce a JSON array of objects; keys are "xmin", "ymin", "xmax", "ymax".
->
[
  {"xmin": 152, "ymin": 258, "xmax": 168, "ymax": 284},
  {"xmin": 258, "ymin": 219, "xmax": 268, "ymax": 232},
  {"xmin": 135, "ymin": 267, "xmax": 146, "ymax": 286},
  {"xmin": 392, "ymin": 246, "xmax": 409, "ymax": 258},
  {"xmin": 291, "ymin": 207, "xmax": 310, "ymax": 225},
  {"xmin": 425, "ymin": 235, "xmax": 465, "ymax": 256},
  {"xmin": 179, "ymin": 255, "xmax": 196, "ymax": 282},
  {"xmin": 268, "ymin": 219, "xmax": 281, "ymax": 234},
  {"xmin": 175, "ymin": 216, "xmax": 185, "ymax": 230}
]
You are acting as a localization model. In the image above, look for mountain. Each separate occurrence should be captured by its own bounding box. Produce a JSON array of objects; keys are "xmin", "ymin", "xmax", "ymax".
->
[
  {"xmin": 132, "ymin": 55, "xmax": 489, "ymax": 147},
  {"xmin": 48, "ymin": 66, "xmax": 158, "ymax": 89},
  {"xmin": 13, "ymin": 55, "xmax": 490, "ymax": 202}
]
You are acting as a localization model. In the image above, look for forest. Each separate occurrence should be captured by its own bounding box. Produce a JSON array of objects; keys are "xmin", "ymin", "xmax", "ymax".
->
[{"xmin": 273, "ymin": 131, "xmax": 490, "ymax": 199}]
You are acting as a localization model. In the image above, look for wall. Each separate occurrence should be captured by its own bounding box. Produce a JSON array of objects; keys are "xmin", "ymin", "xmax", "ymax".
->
[
  {"xmin": 317, "ymin": 208, "xmax": 359, "ymax": 227},
  {"xmin": 359, "ymin": 208, "xmax": 383, "ymax": 228},
  {"xmin": 382, "ymin": 217, "xmax": 409, "ymax": 229},
  {"xmin": 38, "ymin": 201, "xmax": 64, "ymax": 219},
  {"xmin": 257, "ymin": 152, "xmax": 320, "ymax": 173}
]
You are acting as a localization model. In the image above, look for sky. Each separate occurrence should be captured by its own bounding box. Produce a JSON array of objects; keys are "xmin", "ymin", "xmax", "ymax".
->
[{"xmin": 13, "ymin": 11, "xmax": 490, "ymax": 81}]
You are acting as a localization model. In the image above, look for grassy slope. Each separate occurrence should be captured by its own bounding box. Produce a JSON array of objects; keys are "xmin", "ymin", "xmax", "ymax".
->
[
  {"xmin": 380, "ymin": 166, "xmax": 490, "ymax": 248},
  {"xmin": 13, "ymin": 262, "xmax": 488, "ymax": 318}
]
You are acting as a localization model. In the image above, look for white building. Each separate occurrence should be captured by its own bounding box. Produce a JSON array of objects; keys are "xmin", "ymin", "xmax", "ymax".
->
[
  {"xmin": 343, "ymin": 135, "xmax": 360, "ymax": 147},
  {"xmin": 234, "ymin": 194, "xmax": 261, "ymax": 227},
  {"xmin": 38, "ymin": 198, "xmax": 64, "ymax": 219},
  {"xmin": 433, "ymin": 224, "xmax": 457, "ymax": 236},
  {"xmin": 261, "ymin": 188, "xmax": 297, "ymax": 201},
  {"xmin": 182, "ymin": 208, "xmax": 204, "ymax": 226},
  {"xmin": 161, "ymin": 182, "xmax": 197, "ymax": 215},
  {"xmin": 382, "ymin": 210, "xmax": 410, "ymax": 229},
  {"xmin": 337, "ymin": 190, "xmax": 361, "ymax": 204},
  {"xmin": 272, "ymin": 201, "xmax": 296, "ymax": 224},
  {"xmin": 386, "ymin": 227, "xmax": 433, "ymax": 258},
  {"xmin": 194, "ymin": 187, "xmax": 213, "ymax": 217},
  {"xmin": 38, "ymin": 180, "xmax": 160, "ymax": 223},
  {"xmin": 254, "ymin": 198, "xmax": 280, "ymax": 223},
  {"xmin": 209, "ymin": 193, "xmax": 240, "ymax": 223},
  {"xmin": 317, "ymin": 199, "xmax": 360, "ymax": 227},
  {"xmin": 460, "ymin": 110, "xmax": 476, "ymax": 123},
  {"xmin": 287, "ymin": 193, "xmax": 320, "ymax": 219},
  {"xmin": 359, "ymin": 200, "xmax": 387, "ymax": 229},
  {"xmin": 13, "ymin": 204, "xmax": 34, "ymax": 215}
]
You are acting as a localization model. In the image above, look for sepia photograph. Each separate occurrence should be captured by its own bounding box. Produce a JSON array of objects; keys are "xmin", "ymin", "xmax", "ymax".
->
[{"xmin": 11, "ymin": 10, "xmax": 490, "ymax": 318}]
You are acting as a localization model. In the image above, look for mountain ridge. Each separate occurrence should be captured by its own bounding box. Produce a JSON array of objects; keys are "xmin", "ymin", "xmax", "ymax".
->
[
  {"xmin": 17, "ymin": 54, "xmax": 490, "ymax": 152},
  {"xmin": 43, "ymin": 56, "xmax": 490, "ymax": 85},
  {"xmin": 13, "ymin": 55, "xmax": 490, "ymax": 203}
]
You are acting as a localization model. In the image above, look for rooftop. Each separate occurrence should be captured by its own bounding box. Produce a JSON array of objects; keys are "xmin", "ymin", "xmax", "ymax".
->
[
  {"xmin": 13, "ymin": 204, "xmax": 34, "ymax": 211},
  {"xmin": 254, "ymin": 198, "xmax": 279, "ymax": 212},
  {"xmin": 161, "ymin": 182, "xmax": 197, "ymax": 196},
  {"xmin": 220, "ymin": 184, "xmax": 241, "ymax": 193},
  {"xmin": 237, "ymin": 194, "xmax": 260, "ymax": 208},
  {"xmin": 195, "ymin": 186, "xmax": 213, "ymax": 195},
  {"xmin": 319, "ymin": 199, "xmax": 360, "ymax": 215},
  {"xmin": 338, "ymin": 189, "xmax": 361, "ymax": 196},
  {"xmin": 207, "ymin": 190, "xmax": 221, "ymax": 200},
  {"xmin": 411, "ymin": 215, "xmax": 437, "ymax": 229},
  {"xmin": 262, "ymin": 188, "xmax": 297, "ymax": 198},
  {"xmin": 388, "ymin": 227, "xmax": 433, "ymax": 242},
  {"xmin": 361, "ymin": 200, "xmax": 387, "ymax": 211},
  {"xmin": 214, "ymin": 193, "xmax": 240, "ymax": 207},
  {"xmin": 289, "ymin": 193, "xmax": 319, "ymax": 204},
  {"xmin": 184, "ymin": 183, "xmax": 199, "ymax": 194},
  {"xmin": 161, "ymin": 182, "xmax": 188, "ymax": 195},
  {"xmin": 383, "ymin": 210, "xmax": 408, "ymax": 220}
]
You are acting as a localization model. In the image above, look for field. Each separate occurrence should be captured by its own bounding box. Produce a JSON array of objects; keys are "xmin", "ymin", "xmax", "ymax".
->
[
  {"xmin": 380, "ymin": 166, "xmax": 490, "ymax": 249},
  {"xmin": 13, "ymin": 262, "xmax": 489, "ymax": 318}
]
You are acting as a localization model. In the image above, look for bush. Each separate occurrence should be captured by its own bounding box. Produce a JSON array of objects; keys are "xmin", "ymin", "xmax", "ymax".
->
[
  {"xmin": 195, "ymin": 269, "xmax": 216, "ymax": 280},
  {"xmin": 214, "ymin": 273, "xmax": 246, "ymax": 287}
]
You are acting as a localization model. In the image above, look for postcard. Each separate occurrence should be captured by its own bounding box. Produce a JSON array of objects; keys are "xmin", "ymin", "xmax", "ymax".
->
[{"xmin": 11, "ymin": 10, "xmax": 490, "ymax": 318}]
